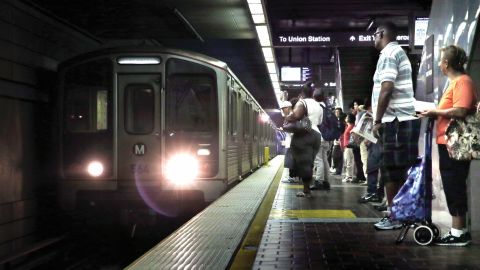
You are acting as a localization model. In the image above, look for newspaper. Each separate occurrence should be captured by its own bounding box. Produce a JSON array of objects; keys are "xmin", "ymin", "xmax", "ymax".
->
[
  {"xmin": 351, "ymin": 112, "xmax": 378, "ymax": 144},
  {"xmin": 414, "ymin": 100, "xmax": 436, "ymax": 112}
]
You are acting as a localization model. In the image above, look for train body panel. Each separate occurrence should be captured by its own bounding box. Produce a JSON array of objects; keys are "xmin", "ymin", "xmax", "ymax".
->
[{"xmin": 58, "ymin": 47, "xmax": 277, "ymax": 214}]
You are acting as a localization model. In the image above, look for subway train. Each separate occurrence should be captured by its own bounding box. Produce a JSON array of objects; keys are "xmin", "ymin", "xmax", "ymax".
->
[{"xmin": 57, "ymin": 47, "xmax": 278, "ymax": 218}]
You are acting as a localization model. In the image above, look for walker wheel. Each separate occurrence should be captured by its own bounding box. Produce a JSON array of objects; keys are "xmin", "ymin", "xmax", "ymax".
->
[
  {"xmin": 429, "ymin": 223, "xmax": 440, "ymax": 238},
  {"xmin": 413, "ymin": 225, "xmax": 434, "ymax": 245}
]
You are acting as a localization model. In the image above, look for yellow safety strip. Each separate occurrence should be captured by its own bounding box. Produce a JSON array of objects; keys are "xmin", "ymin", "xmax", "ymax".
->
[
  {"xmin": 270, "ymin": 209, "xmax": 356, "ymax": 219},
  {"xmin": 229, "ymin": 162, "xmax": 284, "ymax": 270}
]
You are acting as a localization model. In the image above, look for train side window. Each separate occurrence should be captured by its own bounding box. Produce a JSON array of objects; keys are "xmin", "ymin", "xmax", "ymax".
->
[
  {"xmin": 64, "ymin": 58, "xmax": 112, "ymax": 133},
  {"xmin": 229, "ymin": 91, "xmax": 237, "ymax": 136},
  {"xmin": 125, "ymin": 84, "xmax": 154, "ymax": 134},
  {"xmin": 97, "ymin": 90, "xmax": 108, "ymax": 130},
  {"xmin": 243, "ymin": 101, "xmax": 249, "ymax": 138},
  {"xmin": 235, "ymin": 92, "xmax": 240, "ymax": 136},
  {"xmin": 253, "ymin": 111, "xmax": 256, "ymax": 139}
]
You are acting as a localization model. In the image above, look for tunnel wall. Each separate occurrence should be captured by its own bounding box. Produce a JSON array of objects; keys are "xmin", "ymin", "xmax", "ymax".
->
[
  {"xmin": 415, "ymin": 0, "xmax": 480, "ymax": 237},
  {"xmin": 0, "ymin": 0, "xmax": 99, "ymax": 259}
]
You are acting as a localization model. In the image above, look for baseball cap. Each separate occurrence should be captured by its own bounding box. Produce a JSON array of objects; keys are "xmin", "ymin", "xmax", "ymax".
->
[{"xmin": 279, "ymin": 101, "xmax": 292, "ymax": 109}]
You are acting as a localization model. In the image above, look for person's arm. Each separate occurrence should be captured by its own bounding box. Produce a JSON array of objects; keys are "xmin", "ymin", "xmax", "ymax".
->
[
  {"xmin": 286, "ymin": 100, "xmax": 306, "ymax": 121},
  {"xmin": 420, "ymin": 107, "xmax": 469, "ymax": 118}
]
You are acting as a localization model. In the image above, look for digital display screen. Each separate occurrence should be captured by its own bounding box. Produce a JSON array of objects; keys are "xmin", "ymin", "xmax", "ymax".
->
[
  {"xmin": 281, "ymin": 67, "xmax": 301, "ymax": 81},
  {"xmin": 414, "ymin": 17, "xmax": 429, "ymax": 46},
  {"xmin": 281, "ymin": 67, "xmax": 312, "ymax": 82}
]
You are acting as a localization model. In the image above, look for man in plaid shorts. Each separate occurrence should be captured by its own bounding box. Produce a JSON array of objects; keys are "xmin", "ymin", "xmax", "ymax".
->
[{"xmin": 370, "ymin": 21, "xmax": 421, "ymax": 230}]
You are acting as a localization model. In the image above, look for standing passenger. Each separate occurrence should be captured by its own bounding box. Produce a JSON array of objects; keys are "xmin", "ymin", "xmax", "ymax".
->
[
  {"xmin": 351, "ymin": 100, "xmax": 366, "ymax": 183},
  {"xmin": 280, "ymin": 101, "xmax": 296, "ymax": 183},
  {"xmin": 421, "ymin": 45, "xmax": 477, "ymax": 246},
  {"xmin": 331, "ymin": 108, "xmax": 345, "ymax": 175},
  {"xmin": 285, "ymin": 86, "xmax": 322, "ymax": 198},
  {"xmin": 341, "ymin": 113, "xmax": 356, "ymax": 183},
  {"xmin": 312, "ymin": 88, "xmax": 331, "ymax": 190},
  {"xmin": 370, "ymin": 21, "xmax": 421, "ymax": 230}
]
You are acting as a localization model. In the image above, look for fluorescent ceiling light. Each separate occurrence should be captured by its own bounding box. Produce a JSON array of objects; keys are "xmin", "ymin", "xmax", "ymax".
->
[
  {"xmin": 252, "ymin": 14, "xmax": 266, "ymax": 24},
  {"xmin": 255, "ymin": 25, "xmax": 271, "ymax": 46},
  {"xmin": 270, "ymin": 73, "xmax": 278, "ymax": 82},
  {"xmin": 248, "ymin": 3, "xmax": 263, "ymax": 15},
  {"xmin": 262, "ymin": 47, "xmax": 274, "ymax": 61},
  {"xmin": 266, "ymin": 62, "xmax": 277, "ymax": 74},
  {"xmin": 117, "ymin": 57, "xmax": 161, "ymax": 64},
  {"xmin": 247, "ymin": 0, "xmax": 261, "ymax": 3}
]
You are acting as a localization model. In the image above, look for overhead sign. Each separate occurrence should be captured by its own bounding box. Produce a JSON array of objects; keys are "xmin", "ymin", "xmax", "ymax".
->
[{"xmin": 273, "ymin": 32, "xmax": 410, "ymax": 47}]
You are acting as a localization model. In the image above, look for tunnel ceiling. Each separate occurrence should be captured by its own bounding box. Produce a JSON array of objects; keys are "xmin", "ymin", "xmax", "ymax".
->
[{"xmin": 24, "ymin": 0, "xmax": 431, "ymax": 111}]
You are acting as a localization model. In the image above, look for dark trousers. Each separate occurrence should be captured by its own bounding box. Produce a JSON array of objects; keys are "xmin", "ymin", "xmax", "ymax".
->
[
  {"xmin": 353, "ymin": 147, "xmax": 365, "ymax": 181},
  {"xmin": 438, "ymin": 144, "xmax": 471, "ymax": 216},
  {"xmin": 327, "ymin": 143, "xmax": 333, "ymax": 168},
  {"xmin": 367, "ymin": 170, "xmax": 378, "ymax": 195},
  {"xmin": 332, "ymin": 145, "xmax": 343, "ymax": 174},
  {"xmin": 366, "ymin": 169, "xmax": 384, "ymax": 197}
]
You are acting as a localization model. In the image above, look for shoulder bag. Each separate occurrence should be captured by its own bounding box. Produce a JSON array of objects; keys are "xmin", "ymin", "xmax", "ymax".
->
[
  {"xmin": 445, "ymin": 102, "xmax": 480, "ymax": 161},
  {"xmin": 282, "ymin": 99, "xmax": 312, "ymax": 134}
]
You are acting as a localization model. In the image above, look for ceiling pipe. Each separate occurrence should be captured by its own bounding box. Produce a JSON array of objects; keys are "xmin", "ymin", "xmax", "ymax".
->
[
  {"xmin": 174, "ymin": 8, "xmax": 204, "ymax": 42},
  {"xmin": 366, "ymin": 18, "xmax": 375, "ymax": 31}
]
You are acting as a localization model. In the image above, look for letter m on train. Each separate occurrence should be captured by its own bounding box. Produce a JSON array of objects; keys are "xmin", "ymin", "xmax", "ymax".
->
[{"xmin": 133, "ymin": 143, "xmax": 146, "ymax": 156}]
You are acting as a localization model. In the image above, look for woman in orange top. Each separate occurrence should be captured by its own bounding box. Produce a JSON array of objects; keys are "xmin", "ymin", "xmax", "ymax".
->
[{"xmin": 421, "ymin": 45, "xmax": 477, "ymax": 246}]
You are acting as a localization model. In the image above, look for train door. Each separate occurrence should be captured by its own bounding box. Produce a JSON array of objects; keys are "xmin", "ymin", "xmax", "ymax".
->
[{"xmin": 117, "ymin": 74, "xmax": 162, "ymax": 186}]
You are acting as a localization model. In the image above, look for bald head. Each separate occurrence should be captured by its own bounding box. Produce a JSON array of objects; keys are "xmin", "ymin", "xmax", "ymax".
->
[
  {"xmin": 378, "ymin": 21, "xmax": 397, "ymax": 41},
  {"xmin": 374, "ymin": 21, "xmax": 398, "ymax": 50}
]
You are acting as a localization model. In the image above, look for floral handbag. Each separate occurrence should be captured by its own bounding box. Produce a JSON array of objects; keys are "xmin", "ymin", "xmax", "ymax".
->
[{"xmin": 445, "ymin": 102, "xmax": 480, "ymax": 161}]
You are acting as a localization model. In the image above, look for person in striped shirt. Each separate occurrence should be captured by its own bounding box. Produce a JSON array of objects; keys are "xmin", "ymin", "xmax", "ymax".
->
[{"xmin": 370, "ymin": 21, "xmax": 421, "ymax": 231}]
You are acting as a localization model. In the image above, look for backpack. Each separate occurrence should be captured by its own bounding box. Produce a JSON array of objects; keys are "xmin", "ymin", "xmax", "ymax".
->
[{"xmin": 319, "ymin": 104, "xmax": 341, "ymax": 141}]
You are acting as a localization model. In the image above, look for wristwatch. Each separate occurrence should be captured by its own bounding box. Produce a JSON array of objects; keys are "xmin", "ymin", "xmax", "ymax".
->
[{"xmin": 374, "ymin": 120, "xmax": 382, "ymax": 125}]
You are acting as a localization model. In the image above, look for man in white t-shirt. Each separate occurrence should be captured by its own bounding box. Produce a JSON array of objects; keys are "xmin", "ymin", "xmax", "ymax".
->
[{"xmin": 311, "ymin": 89, "xmax": 331, "ymax": 190}]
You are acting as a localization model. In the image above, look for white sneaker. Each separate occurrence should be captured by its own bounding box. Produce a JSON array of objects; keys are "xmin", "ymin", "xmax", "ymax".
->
[
  {"xmin": 282, "ymin": 177, "xmax": 295, "ymax": 183},
  {"xmin": 374, "ymin": 217, "xmax": 402, "ymax": 230},
  {"xmin": 329, "ymin": 167, "xmax": 336, "ymax": 173},
  {"xmin": 341, "ymin": 177, "xmax": 352, "ymax": 183}
]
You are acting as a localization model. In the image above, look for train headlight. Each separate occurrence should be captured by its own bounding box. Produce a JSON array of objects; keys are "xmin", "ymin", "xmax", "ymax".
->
[
  {"xmin": 87, "ymin": 161, "xmax": 104, "ymax": 177},
  {"xmin": 197, "ymin": 148, "xmax": 210, "ymax": 156},
  {"xmin": 165, "ymin": 154, "xmax": 199, "ymax": 184}
]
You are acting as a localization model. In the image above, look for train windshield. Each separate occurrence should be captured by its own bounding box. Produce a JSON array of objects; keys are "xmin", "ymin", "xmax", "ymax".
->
[{"xmin": 166, "ymin": 59, "xmax": 218, "ymax": 132}]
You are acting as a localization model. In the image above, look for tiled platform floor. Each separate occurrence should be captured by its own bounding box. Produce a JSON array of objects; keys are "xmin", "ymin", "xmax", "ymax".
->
[{"xmin": 252, "ymin": 171, "xmax": 480, "ymax": 270}]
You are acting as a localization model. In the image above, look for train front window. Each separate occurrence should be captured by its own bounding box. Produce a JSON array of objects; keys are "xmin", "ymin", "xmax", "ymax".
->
[
  {"xmin": 166, "ymin": 58, "xmax": 218, "ymax": 132},
  {"xmin": 125, "ymin": 84, "xmax": 154, "ymax": 134}
]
